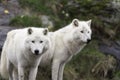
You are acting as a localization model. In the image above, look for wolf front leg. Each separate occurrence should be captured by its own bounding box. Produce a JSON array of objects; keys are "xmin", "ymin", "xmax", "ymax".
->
[
  {"xmin": 7, "ymin": 61, "xmax": 14, "ymax": 80},
  {"xmin": 13, "ymin": 68, "xmax": 18, "ymax": 80},
  {"xmin": 58, "ymin": 63, "xmax": 66, "ymax": 80},
  {"xmin": 29, "ymin": 67, "xmax": 38, "ymax": 80},
  {"xmin": 52, "ymin": 59, "xmax": 61, "ymax": 80},
  {"xmin": 18, "ymin": 66, "xmax": 24, "ymax": 80}
]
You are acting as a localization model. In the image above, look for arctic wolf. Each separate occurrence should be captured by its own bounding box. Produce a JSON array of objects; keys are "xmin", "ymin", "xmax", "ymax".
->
[
  {"xmin": 0, "ymin": 27, "xmax": 50, "ymax": 80},
  {"xmin": 40, "ymin": 19, "xmax": 92, "ymax": 80}
]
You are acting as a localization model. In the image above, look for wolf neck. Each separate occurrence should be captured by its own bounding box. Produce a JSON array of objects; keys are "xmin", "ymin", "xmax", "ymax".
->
[
  {"xmin": 63, "ymin": 33, "xmax": 86, "ymax": 55},
  {"xmin": 69, "ymin": 40, "xmax": 86, "ymax": 55}
]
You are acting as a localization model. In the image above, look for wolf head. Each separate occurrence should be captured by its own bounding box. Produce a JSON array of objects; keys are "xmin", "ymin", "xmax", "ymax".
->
[
  {"xmin": 71, "ymin": 19, "xmax": 92, "ymax": 44},
  {"xmin": 25, "ymin": 28, "xmax": 49, "ymax": 56}
]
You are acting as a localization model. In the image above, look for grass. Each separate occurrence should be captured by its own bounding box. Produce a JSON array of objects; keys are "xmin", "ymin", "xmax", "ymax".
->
[{"xmin": 64, "ymin": 40, "xmax": 105, "ymax": 80}]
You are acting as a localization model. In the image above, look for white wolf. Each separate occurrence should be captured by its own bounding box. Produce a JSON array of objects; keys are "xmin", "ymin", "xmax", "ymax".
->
[
  {"xmin": 40, "ymin": 19, "xmax": 92, "ymax": 80},
  {"xmin": 0, "ymin": 27, "xmax": 50, "ymax": 80}
]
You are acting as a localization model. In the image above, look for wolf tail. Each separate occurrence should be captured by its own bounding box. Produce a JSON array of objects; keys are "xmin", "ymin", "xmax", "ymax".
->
[
  {"xmin": 0, "ymin": 30, "xmax": 17, "ymax": 79},
  {"xmin": 0, "ymin": 47, "xmax": 9, "ymax": 79}
]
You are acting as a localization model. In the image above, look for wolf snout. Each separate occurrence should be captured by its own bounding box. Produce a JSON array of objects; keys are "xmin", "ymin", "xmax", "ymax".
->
[
  {"xmin": 34, "ymin": 49, "xmax": 39, "ymax": 55},
  {"xmin": 87, "ymin": 39, "xmax": 91, "ymax": 44}
]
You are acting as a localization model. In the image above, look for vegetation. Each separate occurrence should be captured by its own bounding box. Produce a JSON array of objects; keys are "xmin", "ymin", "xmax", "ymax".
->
[
  {"xmin": 10, "ymin": 0, "xmax": 120, "ymax": 40},
  {"xmin": 2, "ymin": 0, "xmax": 120, "ymax": 80},
  {"xmin": 10, "ymin": 16, "xmax": 42, "ymax": 27}
]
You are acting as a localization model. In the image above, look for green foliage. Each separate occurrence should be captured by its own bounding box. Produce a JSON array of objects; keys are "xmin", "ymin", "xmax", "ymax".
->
[
  {"xmin": 58, "ymin": 0, "xmax": 110, "ymax": 20},
  {"xmin": 9, "ymin": 16, "xmax": 42, "ymax": 27},
  {"xmin": 19, "ymin": 0, "xmax": 52, "ymax": 15},
  {"xmin": 10, "ymin": 0, "xmax": 120, "ymax": 39}
]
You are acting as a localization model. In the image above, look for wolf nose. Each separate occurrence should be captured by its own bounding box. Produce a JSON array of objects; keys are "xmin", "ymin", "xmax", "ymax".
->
[
  {"xmin": 87, "ymin": 39, "xmax": 91, "ymax": 44},
  {"xmin": 34, "ymin": 50, "xmax": 39, "ymax": 55}
]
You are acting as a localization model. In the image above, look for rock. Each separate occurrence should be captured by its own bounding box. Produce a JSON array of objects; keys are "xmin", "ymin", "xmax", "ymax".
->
[
  {"xmin": 40, "ymin": 15, "xmax": 54, "ymax": 29},
  {"xmin": 99, "ymin": 41, "xmax": 120, "ymax": 69},
  {"xmin": 0, "ymin": 26, "xmax": 17, "ymax": 54},
  {"xmin": 99, "ymin": 41, "xmax": 120, "ymax": 60},
  {"xmin": 0, "ymin": 0, "xmax": 22, "ymax": 26},
  {"xmin": 0, "ymin": 0, "xmax": 21, "ymax": 55}
]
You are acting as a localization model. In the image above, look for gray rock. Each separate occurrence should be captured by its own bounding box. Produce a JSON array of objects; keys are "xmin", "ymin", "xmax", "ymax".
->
[
  {"xmin": 0, "ymin": 0, "xmax": 22, "ymax": 26},
  {"xmin": 99, "ymin": 41, "xmax": 120, "ymax": 60},
  {"xmin": 40, "ymin": 15, "xmax": 54, "ymax": 29},
  {"xmin": 99, "ymin": 41, "xmax": 120, "ymax": 69},
  {"xmin": 0, "ymin": 26, "xmax": 17, "ymax": 54}
]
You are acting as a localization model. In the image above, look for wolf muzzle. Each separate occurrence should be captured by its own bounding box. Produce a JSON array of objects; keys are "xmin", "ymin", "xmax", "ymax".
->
[
  {"xmin": 34, "ymin": 49, "xmax": 39, "ymax": 55},
  {"xmin": 87, "ymin": 39, "xmax": 91, "ymax": 44}
]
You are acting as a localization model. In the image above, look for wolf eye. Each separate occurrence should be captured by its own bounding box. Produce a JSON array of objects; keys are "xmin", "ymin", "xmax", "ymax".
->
[
  {"xmin": 32, "ymin": 41, "xmax": 35, "ymax": 43},
  {"xmin": 40, "ymin": 41, "xmax": 43, "ymax": 43},
  {"xmin": 80, "ymin": 31, "xmax": 84, "ymax": 33},
  {"xmin": 88, "ymin": 31, "xmax": 90, "ymax": 33}
]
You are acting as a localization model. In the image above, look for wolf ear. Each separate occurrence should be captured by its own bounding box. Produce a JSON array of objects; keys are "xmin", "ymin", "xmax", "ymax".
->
[
  {"xmin": 72, "ymin": 19, "xmax": 79, "ymax": 27},
  {"xmin": 28, "ymin": 28, "xmax": 33, "ymax": 35},
  {"xmin": 43, "ymin": 28, "xmax": 49, "ymax": 35},
  {"xmin": 87, "ymin": 20, "xmax": 92, "ymax": 27}
]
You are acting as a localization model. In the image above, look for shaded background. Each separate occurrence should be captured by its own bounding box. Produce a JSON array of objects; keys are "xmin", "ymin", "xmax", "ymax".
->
[{"xmin": 0, "ymin": 0, "xmax": 120, "ymax": 80}]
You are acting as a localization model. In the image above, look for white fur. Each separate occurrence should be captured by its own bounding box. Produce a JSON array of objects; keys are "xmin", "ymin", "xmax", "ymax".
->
[
  {"xmin": 0, "ymin": 27, "xmax": 50, "ymax": 80},
  {"xmin": 40, "ymin": 19, "xmax": 92, "ymax": 80}
]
